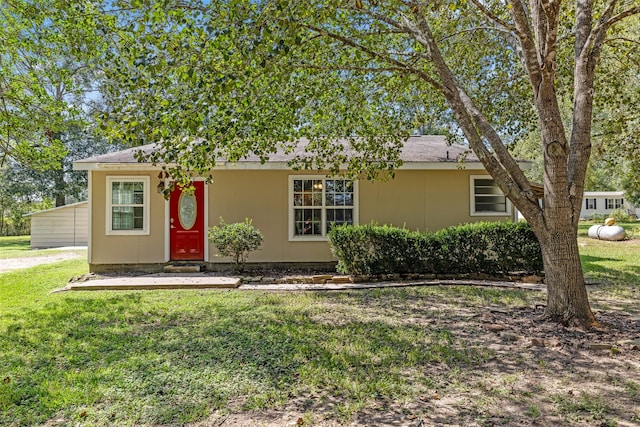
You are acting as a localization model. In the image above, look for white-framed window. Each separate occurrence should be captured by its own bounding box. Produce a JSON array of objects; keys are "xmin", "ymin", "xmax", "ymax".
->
[
  {"xmin": 585, "ymin": 198, "xmax": 597, "ymax": 210},
  {"xmin": 605, "ymin": 198, "xmax": 623, "ymax": 210},
  {"xmin": 288, "ymin": 176, "xmax": 358, "ymax": 240},
  {"xmin": 470, "ymin": 175, "xmax": 511, "ymax": 216},
  {"xmin": 106, "ymin": 176, "xmax": 150, "ymax": 235}
]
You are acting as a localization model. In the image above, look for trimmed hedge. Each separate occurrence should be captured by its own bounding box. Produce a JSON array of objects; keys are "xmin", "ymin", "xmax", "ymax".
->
[{"xmin": 328, "ymin": 222, "xmax": 543, "ymax": 276}]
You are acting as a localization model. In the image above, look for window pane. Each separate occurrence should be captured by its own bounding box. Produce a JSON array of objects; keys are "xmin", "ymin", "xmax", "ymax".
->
[
  {"xmin": 122, "ymin": 182, "xmax": 134, "ymax": 204},
  {"xmin": 112, "ymin": 181, "xmax": 145, "ymax": 206},
  {"xmin": 326, "ymin": 193, "xmax": 335, "ymax": 206},
  {"xmin": 475, "ymin": 196, "xmax": 507, "ymax": 212},
  {"xmin": 294, "ymin": 208, "xmax": 321, "ymax": 236},
  {"xmin": 475, "ymin": 186, "xmax": 503, "ymax": 195},
  {"xmin": 112, "ymin": 211, "xmax": 121, "ymax": 230},
  {"xmin": 111, "ymin": 199, "xmax": 145, "ymax": 230},
  {"xmin": 112, "ymin": 183, "xmax": 120, "ymax": 204},
  {"xmin": 294, "ymin": 180, "xmax": 302, "ymax": 192},
  {"xmin": 133, "ymin": 189, "xmax": 144, "ymax": 204},
  {"xmin": 112, "ymin": 207, "xmax": 133, "ymax": 230},
  {"xmin": 327, "ymin": 210, "xmax": 334, "ymax": 222},
  {"xmin": 326, "ymin": 208, "xmax": 353, "ymax": 232},
  {"xmin": 303, "ymin": 179, "xmax": 312, "ymax": 191},
  {"xmin": 474, "ymin": 179, "xmax": 506, "ymax": 213}
]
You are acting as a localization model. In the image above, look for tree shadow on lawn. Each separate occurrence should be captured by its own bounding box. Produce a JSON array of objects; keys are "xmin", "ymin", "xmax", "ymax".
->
[
  {"xmin": 581, "ymin": 254, "xmax": 640, "ymax": 283},
  {"xmin": 1, "ymin": 289, "xmax": 639, "ymax": 426}
]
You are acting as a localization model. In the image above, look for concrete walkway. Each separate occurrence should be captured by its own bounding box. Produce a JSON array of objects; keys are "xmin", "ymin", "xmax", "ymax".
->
[
  {"xmin": 57, "ymin": 273, "xmax": 240, "ymax": 292},
  {"xmin": 56, "ymin": 274, "xmax": 546, "ymax": 293}
]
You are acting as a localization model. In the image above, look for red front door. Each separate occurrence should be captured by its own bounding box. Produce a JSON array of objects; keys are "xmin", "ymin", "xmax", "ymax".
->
[{"xmin": 170, "ymin": 181, "xmax": 205, "ymax": 260}]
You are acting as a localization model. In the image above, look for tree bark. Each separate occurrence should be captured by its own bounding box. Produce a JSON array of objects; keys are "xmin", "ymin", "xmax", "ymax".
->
[
  {"xmin": 538, "ymin": 228, "xmax": 596, "ymax": 327},
  {"xmin": 54, "ymin": 166, "xmax": 66, "ymax": 207}
]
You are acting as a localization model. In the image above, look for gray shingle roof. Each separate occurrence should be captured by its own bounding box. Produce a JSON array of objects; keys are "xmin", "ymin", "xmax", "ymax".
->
[{"xmin": 74, "ymin": 135, "xmax": 479, "ymax": 166}]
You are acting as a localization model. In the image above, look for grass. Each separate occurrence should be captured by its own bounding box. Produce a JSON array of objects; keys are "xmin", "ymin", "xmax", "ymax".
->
[
  {"xmin": 0, "ymin": 234, "xmax": 639, "ymax": 425},
  {"xmin": 0, "ymin": 235, "xmax": 85, "ymax": 259},
  {"xmin": 578, "ymin": 236, "xmax": 640, "ymax": 314},
  {"xmin": 0, "ymin": 235, "xmax": 32, "ymax": 258},
  {"xmin": 0, "ymin": 261, "xmax": 508, "ymax": 426}
]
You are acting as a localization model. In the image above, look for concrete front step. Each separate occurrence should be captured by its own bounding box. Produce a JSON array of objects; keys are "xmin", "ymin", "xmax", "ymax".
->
[
  {"xmin": 58, "ymin": 275, "xmax": 240, "ymax": 292},
  {"xmin": 163, "ymin": 264, "xmax": 206, "ymax": 273}
]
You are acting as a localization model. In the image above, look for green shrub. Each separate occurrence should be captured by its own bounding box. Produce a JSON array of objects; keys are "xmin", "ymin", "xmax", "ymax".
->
[
  {"xmin": 208, "ymin": 218, "xmax": 263, "ymax": 272},
  {"xmin": 589, "ymin": 209, "xmax": 637, "ymax": 223},
  {"xmin": 609, "ymin": 209, "xmax": 638, "ymax": 223},
  {"xmin": 328, "ymin": 224, "xmax": 424, "ymax": 275},
  {"xmin": 328, "ymin": 222, "xmax": 543, "ymax": 276}
]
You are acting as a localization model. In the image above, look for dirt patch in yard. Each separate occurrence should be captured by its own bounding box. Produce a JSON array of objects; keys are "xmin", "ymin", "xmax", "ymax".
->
[
  {"xmin": 190, "ymin": 297, "xmax": 640, "ymax": 427},
  {"xmin": 0, "ymin": 251, "xmax": 85, "ymax": 273}
]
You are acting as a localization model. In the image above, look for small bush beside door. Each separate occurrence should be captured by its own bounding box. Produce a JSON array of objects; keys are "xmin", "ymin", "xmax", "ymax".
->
[{"xmin": 208, "ymin": 218, "xmax": 263, "ymax": 272}]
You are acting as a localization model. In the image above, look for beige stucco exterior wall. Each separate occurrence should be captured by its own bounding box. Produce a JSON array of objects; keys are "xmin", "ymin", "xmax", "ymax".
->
[
  {"xmin": 88, "ymin": 168, "xmax": 513, "ymax": 267},
  {"xmin": 90, "ymin": 170, "xmax": 166, "ymax": 265},
  {"xmin": 359, "ymin": 169, "xmax": 506, "ymax": 231}
]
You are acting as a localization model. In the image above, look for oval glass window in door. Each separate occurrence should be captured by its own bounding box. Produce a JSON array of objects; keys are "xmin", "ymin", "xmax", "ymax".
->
[{"xmin": 178, "ymin": 191, "xmax": 197, "ymax": 230}]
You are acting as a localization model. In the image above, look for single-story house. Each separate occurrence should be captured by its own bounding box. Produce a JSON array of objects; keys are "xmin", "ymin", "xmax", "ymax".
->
[
  {"xmin": 73, "ymin": 136, "xmax": 526, "ymax": 272},
  {"xmin": 26, "ymin": 201, "xmax": 88, "ymax": 248},
  {"xmin": 580, "ymin": 191, "xmax": 640, "ymax": 219}
]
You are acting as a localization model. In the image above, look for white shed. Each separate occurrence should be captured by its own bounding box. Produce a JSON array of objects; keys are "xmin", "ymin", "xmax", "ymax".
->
[{"xmin": 26, "ymin": 201, "xmax": 88, "ymax": 248}]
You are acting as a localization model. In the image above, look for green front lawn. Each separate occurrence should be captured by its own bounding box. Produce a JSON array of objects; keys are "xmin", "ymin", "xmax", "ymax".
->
[
  {"xmin": 1, "ymin": 235, "xmax": 638, "ymax": 426},
  {"xmin": 1, "ymin": 259, "xmax": 519, "ymax": 425},
  {"xmin": 0, "ymin": 235, "xmax": 31, "ymax": 258}
]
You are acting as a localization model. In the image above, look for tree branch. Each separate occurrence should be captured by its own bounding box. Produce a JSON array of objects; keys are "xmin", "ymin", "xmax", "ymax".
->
[
  {"xmin": 601, "ymin": 5, "xmax": 640, "ymax": 30},
  {"xmin": 297, "ymin": 64, "xmax": 420, "ymax": 74},
  {"xmin": 405, "ymin": 2, "xmax": 543, "ymax": 223},
  {"xmin": 506, "ymin": 0, "xmax": 542, "ymax": 91},
  {"xmin": 437, "ymin": 26, "xmax": 517, "ymax": 43},
  {"xmin": 468, "ymin": 0, "xmax": 516, "ymax": 32},
  {"xmin": 589, "ymin": 5, "xmax": 640, "ymax": 55},
  {"xmin": 300, "ymin": 23, "xmax": 445, "ymax": 91}
]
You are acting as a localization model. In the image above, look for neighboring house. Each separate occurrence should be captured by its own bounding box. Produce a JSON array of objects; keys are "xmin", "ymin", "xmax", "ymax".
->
[
  {"xmin": 580, "ymin": 191, "xmax": 640, "ymax": 219},
  {"xmin": 26, "ymin": 201, "xmax": 88, "ymax": 248},
  {"xmin": 73, "ymin": 136, "xmax": 527, "ymax": 272}
]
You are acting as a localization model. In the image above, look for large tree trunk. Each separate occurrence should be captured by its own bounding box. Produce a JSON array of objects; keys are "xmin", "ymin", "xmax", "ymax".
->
[{"xmin": 538, "ymin": 227, "xmax": 596, "ymax": 327}]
